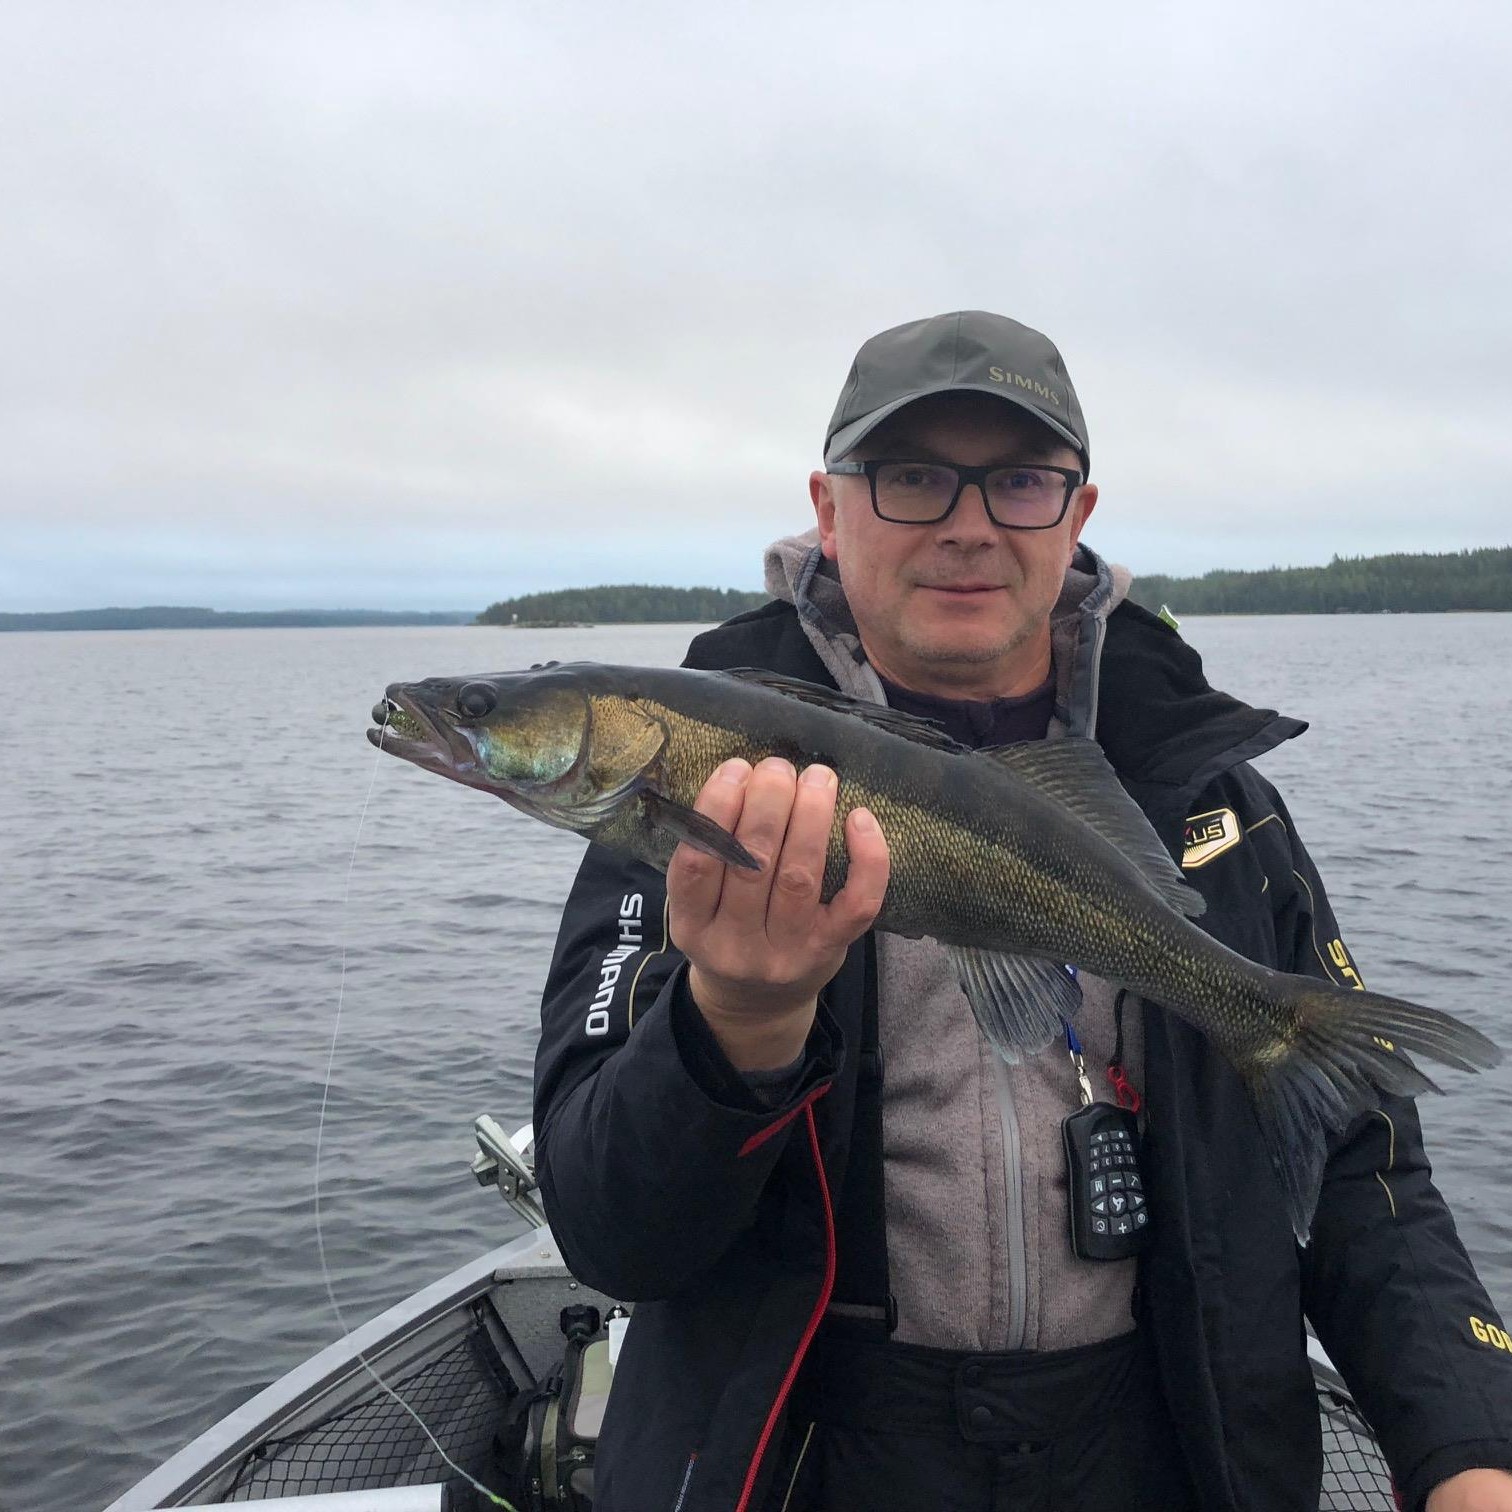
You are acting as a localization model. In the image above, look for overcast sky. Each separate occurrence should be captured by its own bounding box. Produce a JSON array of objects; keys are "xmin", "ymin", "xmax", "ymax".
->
[{"xmin": 2, "ymin": 0, "xmax": 1509, "ymax": 610}]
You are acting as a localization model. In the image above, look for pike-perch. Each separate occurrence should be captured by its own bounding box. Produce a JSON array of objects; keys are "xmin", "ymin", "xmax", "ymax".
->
[{"xmin": 368, "ymin": 660, "xmax": 1501, "ymax": 1240}]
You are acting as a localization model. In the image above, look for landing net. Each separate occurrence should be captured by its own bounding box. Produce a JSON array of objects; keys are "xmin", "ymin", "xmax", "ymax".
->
[
  {"xmin": 223, "ymin": 1326, "xmax": 515, "ymax": 1499},
  {"xmin": 216, "ymin": 1344, "xmax": 1394, "ymax": 1509},
  {"xmin": 1317, "ymin": 1383, "xmax": 1398, "ymax": 1511}
]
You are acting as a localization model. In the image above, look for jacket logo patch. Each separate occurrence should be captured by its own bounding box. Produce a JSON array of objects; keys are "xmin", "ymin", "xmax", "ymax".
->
[
  {"xmin": 1470, "ymin": 1316, "xmax": 1512, "ymax": 1355},
  {"xmin": 1182, "ymin": 807, "xmax": 1242, "ymax": 869},
  {"xmin": 1328, "ymin": 937, "xmax": 1367, "ymax": 993},
  {"xmin": 584, "ymin": 893, "xmax": 643, "ymax": 1038}
]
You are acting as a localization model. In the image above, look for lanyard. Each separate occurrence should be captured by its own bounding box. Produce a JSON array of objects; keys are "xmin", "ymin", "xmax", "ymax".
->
[
  {"xmin": 1064, "ymin": 1017, "xmax": 1095, "ymax": 1107},
  {"xmin": 1108, "ymin": 989, "xmax": 1142, "ymax": 1112},
  {"xmin": 1062, "ymin": 982, "xmax": 1143, "ymax": 1114}
]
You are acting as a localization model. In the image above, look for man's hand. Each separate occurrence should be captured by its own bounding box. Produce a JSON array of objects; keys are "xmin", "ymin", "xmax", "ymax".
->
[
  {"xmin": 666, "ymin": 756, "xmax": 890, "ymax": 1071},
  {"xmin": 1427, "ymin": 1468, "xmax": 1512, "ymax": 1511}
]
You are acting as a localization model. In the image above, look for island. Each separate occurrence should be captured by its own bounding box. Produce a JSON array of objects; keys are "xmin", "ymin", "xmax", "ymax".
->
[{"xmin": 476, "ymin": 585, "xmax": 767, "ymax": 626}]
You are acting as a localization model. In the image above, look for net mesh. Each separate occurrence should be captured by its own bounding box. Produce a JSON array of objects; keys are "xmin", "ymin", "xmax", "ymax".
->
[
  {"xmin": 1318, "ymin": 1383, "xmax": 1398, "ymax": 1511},
  {"xmin": 224, "ymin": 1328, "xmax": 515, "ymax": 1499},
  {"xmin": 215, "ymin": 1325, "xmax": 1394, "ymax": 1509}
]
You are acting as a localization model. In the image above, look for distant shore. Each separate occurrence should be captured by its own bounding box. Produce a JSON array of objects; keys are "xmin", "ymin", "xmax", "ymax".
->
[
  {"xmin": 1126, "ymin": 545, "xmax": 1510, "ymax": 616},
  {"xmin": 0, "ymin": 608, "xmax": 477, "ymax": 632},
  {"xmin": 6, "ymin": 545, "xmax": 1509, "ymax": 630}
]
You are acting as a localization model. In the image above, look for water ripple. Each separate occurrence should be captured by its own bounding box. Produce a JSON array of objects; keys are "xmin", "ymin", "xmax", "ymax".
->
[{"xmin": 2, "ymin": 617, "xmax": 1510, "ymax": 1512}]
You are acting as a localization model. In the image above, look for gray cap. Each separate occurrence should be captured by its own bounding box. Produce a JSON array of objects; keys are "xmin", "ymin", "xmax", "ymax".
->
[{"xmin": 823, "ymin": 310, "xmax": 1089, "ymax": 474}]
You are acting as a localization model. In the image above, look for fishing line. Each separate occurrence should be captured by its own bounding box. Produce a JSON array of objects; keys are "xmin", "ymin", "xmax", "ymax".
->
[{"xmin": 315, "ymin": 715, "xmax": 518, "ymax": 1510}]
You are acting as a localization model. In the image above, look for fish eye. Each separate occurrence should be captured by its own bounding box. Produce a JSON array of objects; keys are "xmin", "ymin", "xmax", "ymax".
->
[{"xmin": 457, "ymin": 682, "xmax": 498, "ymax": 720}]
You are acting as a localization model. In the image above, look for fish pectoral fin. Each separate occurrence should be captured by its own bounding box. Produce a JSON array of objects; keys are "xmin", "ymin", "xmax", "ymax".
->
[
  {"xmin": 980, "ymin": 737, "xmax": 1206, "ymax": 919},
  {"xmin": 641, "ymin": 789, "xmax": 762, "ymax": 871},
  {"xmin": 719, "ymin": 668, "xmax": 966, "ymax": 751},
  {"xmin": 944, "ymin": 945, "xmax": 1082, "ymax": 1063}
]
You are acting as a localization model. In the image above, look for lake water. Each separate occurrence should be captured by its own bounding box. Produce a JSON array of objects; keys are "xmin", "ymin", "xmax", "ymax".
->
[{"xmin": 3, "ymin": 614, "xmax": 1510, "ymax": 1511}]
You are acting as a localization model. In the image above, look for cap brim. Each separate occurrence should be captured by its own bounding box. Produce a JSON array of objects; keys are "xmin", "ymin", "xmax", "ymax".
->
[{"xmin": 825, "ymin": 383, "xmax": 1087, "ymax": 471}]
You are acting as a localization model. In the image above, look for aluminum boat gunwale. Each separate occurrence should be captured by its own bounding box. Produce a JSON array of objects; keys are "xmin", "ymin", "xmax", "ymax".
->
[{"xmin": 103, "ymin": 1228, "xmax": 583, "ymax": 1512}]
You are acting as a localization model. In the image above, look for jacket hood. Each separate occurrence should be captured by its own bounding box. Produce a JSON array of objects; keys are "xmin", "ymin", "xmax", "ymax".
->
[
  {"xmin": 762, "ymin": 529, "xmax": 1133, "ymax": 737},
  {"xmin": 758, "ymin": 528, "xmax": 1304, "ymax": 790}
]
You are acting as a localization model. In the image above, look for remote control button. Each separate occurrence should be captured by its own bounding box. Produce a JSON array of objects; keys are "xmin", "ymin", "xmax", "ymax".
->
[
  {"xmin": 1127, "ymin": 1174, "xmax": 1142, "ymax": 1191},
  {"xmin": 1130, "ymin": 1192, "xmax": 1145, "ymax": 1211},
  {"xmin": 1134, "ymin": 1211, "xmax": 1148, "ymax": 1228},
  {"xmin": 1092, "ymin": 1197, "xmax": 1107, "ymax": 1214},
  {"xmin": 1109, "ymin": 1193, "xmax": 1127, "ymax": 1214},
  {"xmin": 1091, "ymin": 1177, "xmax": 1105, "ymax": 1195},
  {"xmin": 1115, "ymin": 1217, "xmax": 1132, "ymax": 1234},
  {"xmin": 1108, "ymin": 1173, "xmax": 1126, "ymax": 1189},
  {"xmin": 1093, "ymin": 1218, "xmax": 1109, "ymax": 1234}
]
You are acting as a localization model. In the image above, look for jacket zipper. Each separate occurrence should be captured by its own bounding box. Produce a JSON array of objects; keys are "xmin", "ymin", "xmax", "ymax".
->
[
  {"xmin": 985, "ymin": 598, "xmax": 1108, "ymax": 1349},
  {"xmin": 733, "ymin": 1089, "xmax": 837, "ymax": 1512},
  {"xmin": 1081, "ymin": 610, "xmax": 1108, "ymax": 739},
  {"xmin": 993, "ymin": 1059, "xmax": 1029, "ymax": 1348}
]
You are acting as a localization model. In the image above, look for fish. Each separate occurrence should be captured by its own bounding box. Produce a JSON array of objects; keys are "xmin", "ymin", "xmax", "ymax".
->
[{"xmin": 368, "ymin": 660, "xmax": 1501, "ymax": 1241}]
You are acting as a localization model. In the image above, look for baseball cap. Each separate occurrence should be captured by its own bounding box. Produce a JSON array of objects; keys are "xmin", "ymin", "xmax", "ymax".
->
[{"xmin": 823, "ymin": 310, "xmax": 1089, "ymax": 475}]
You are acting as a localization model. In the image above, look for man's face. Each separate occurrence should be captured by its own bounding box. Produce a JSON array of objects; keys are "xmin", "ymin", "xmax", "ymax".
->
[{"xmin": 810, "ymin": 392, "xmax": 1098, "ymax": 698}]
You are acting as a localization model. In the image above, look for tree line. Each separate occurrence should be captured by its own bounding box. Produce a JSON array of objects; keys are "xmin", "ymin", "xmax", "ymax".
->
[
  {"xmin": 477, "ymin": 584, "xmax": 768, "ymax": 625},
  {"xmin": 1127, "ymin": 546, "xmax": 1512, "ymax": 616}
]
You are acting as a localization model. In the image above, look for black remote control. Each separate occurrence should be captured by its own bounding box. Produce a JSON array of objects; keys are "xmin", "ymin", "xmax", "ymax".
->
[{"xmin": 1062, "ymin": 1102, "xmax": 1150, "ymax": 1261}]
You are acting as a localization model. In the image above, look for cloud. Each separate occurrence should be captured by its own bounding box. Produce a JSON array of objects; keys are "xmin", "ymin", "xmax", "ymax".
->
[{"xmin": 2, "ymin": 0, "xmax": 1509, "ymax": 607}]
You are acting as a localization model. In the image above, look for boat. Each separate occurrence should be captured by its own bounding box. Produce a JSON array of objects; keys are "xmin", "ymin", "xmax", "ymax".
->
[{"xmin": 104, "ymin": 1118, "xmax": 1402, "ymax": 1512}]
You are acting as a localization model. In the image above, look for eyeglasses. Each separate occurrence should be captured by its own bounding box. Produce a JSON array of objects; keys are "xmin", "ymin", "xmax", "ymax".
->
[{"xmin": 827, "ymin": 459, "xmax": 1084, "ymax": 530}]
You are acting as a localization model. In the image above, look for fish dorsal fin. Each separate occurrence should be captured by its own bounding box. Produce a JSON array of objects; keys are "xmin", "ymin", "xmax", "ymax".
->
[
  {"xmin": 719, "ymin": 667, "xmax": 966, "ymax": 751},
  {"xmin": 983, "ymin": 736, "xmax": 1207, "ymax": 919}
]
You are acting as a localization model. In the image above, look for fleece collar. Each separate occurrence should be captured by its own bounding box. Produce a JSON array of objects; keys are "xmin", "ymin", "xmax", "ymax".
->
[
  {"xmin": 761, "ymin": 530, "xmax": 1131, "ymax": 736},
  {"xmin": 758, "ymin": 529, "xmax": 1303, "ymax": 789}
]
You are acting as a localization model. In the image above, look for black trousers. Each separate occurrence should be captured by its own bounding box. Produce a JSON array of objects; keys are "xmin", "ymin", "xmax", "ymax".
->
[{"xmin": 767, "ymin": 1325, "xmax": 1197, "ymax": 1512}]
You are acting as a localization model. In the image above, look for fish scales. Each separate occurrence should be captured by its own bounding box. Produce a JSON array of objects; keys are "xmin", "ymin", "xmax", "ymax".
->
[
  {"xmin": 630, "ymin": 675, "xmax": 1291, "ymax": 1057},
  {"xmin": 526, "ymin": 669, "xmax": 1398, "ymax": 1061},
  {"xmin": 642, "ymin": 691, "xmax": 1125, "ymax": 952}
]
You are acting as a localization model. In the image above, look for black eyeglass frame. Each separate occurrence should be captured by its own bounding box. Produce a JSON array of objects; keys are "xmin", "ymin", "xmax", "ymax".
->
[{"xmin": 827, "ymin": 459, "xmax": 1084, "ymax": 530}]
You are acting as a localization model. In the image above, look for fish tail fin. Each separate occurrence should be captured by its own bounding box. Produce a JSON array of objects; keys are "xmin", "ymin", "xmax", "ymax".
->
[{"xmin": 1245, "ymin": 978, "xmax": 1501, "ymax": 1244}]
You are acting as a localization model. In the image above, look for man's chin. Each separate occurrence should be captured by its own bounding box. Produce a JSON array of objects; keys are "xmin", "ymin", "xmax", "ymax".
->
[{"xmin": 901, "ymin": 629, "xmax": 1027, "ymax": 668}]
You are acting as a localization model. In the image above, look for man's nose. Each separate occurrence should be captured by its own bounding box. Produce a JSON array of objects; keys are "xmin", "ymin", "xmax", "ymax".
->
[{"xmin": 938, "ymin": 482, "xmax": 999, "ymax": 543}]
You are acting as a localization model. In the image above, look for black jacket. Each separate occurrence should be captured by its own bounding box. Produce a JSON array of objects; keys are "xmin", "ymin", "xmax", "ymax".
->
[{"xmin": 533, "ymin": 598, "xmax": 1512, "ymax": 1512}]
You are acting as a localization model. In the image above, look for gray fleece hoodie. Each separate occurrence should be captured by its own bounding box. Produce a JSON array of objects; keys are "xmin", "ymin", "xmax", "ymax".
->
[{"xmin": 761, "ymin": 528, "xmax": 1146, "ymax": 1352}]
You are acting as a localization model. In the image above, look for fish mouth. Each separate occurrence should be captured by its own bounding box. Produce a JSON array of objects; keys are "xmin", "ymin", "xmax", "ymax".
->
[{"xmin": 367, "ymin": 688, "xmax": 478, "ymax": 779}]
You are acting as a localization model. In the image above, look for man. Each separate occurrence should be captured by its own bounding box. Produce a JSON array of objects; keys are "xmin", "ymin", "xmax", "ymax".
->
[{"xmin": 533, "ymin": 311, "xmax": 1512, "ymax": 1510}]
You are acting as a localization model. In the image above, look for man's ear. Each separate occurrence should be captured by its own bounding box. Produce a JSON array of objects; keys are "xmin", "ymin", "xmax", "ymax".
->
[
  {"xmin": 810, "ymin": 470, "xmax": 839, "ymax": 560},
  {"xmin": 1067, "ymin": 483, "xmax": 1098, "ymax": 561}
]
